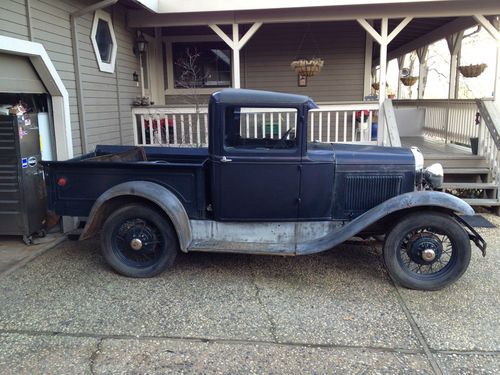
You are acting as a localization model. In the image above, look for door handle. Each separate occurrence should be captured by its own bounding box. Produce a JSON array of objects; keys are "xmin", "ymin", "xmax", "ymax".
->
[{"xmin": 221, "ymin": 156, "xmax": 232, "ymax": 163}]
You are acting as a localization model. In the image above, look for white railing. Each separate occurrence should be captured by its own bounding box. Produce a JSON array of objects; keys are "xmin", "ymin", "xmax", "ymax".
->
[
  {"xmin": 132, "ymin": 106, "xmax": 209, "ymax": 147},
  {"xmin": 309, "ymin": 102, "xmax": 379, "ymax": 143},
  {"xmin": 132, "ymin": 102, "xmax": 380, "ymax": 147},
  {"xmin": 393, "ymin": 99, "xmax": 479, "ymax": 147},
  {"xmin": 477, "ymin": 100, "xmax": 500, "ymax": 195}
]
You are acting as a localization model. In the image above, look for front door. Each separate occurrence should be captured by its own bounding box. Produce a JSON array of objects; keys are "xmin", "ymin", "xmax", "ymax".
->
[{"xmin": 212, "ymin": 106, "xmax": 301, "ymax": 221}]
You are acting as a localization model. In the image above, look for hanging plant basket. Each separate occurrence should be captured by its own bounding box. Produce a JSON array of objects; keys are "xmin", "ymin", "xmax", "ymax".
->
[
  {"xmin": 372, "ymin": 82, "xmax": 380, "ymax": 91},
  {"xmin": 400, "ymin": 76, "xmax": 418, "ymax": 86},
  {"xmin": 290, "ymin": 58, "xmax": 324, "ymax": 77},
  {"xmin": 458, "ymin": 64, "xmax": 487, "ymax": 78}
]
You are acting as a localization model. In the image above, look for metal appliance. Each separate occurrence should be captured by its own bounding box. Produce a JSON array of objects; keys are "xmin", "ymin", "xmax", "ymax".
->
[{"xmin": 0, "ymin": 113, "xmax": 46, "ymax": 243}]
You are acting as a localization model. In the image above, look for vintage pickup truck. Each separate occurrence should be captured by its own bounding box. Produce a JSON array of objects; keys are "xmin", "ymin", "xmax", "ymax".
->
[{"xmin": 42, "ymin": 89, "xmax": 486, "ymax": 290}]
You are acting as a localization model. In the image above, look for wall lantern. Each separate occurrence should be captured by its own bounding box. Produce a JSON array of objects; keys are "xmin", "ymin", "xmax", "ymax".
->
[
  {"xmin": 133, "ymin": 71, "xmax": 139, "ymax": 82},
  {"xmin": 133, "ymin": 32, "xmax": 148, "ymax": 56}
]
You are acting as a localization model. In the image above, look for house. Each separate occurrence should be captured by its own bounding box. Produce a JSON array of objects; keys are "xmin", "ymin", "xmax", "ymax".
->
[{"xmin": 0, "ymin": 0, "xmax": 499, "ymax": 222}]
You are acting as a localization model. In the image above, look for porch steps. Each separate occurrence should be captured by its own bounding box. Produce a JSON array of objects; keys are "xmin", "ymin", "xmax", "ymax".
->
[
  {"xmin": 441, "ymin": 182, "xmax": 498, "ymax": 189},
  {"xmin": 462, "ymin": 198, "xmax": 500, "ymax": 207},
  {"xmin": 425, "ymin": 154, "xmax": 500, "ymax": 210}
]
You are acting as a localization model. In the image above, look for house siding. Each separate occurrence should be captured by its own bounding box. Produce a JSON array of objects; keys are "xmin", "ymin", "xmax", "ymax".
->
[
  {"xmin": 0, "ymin": 0, "xmax": 140, "ymax": 156},
  {"xmin": 243, "ymin": 21, "xmax": 365, "ymax": 102},
  {"xmin": 164, "ymin": 21, "xmax": 366, "ymax": 105}
]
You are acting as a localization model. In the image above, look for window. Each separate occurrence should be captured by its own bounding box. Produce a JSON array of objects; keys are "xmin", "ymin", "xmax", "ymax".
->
[
  {"xmin": 172, "ymin": 41, "xmax": 231, "ymax": 89},
  {"xmin": 224, "ymin": 107, "xmax": 298, "ymax": 152},
  {"xmin": 90, "ymin": 10, "xmax": 117, "ymax": 73}
]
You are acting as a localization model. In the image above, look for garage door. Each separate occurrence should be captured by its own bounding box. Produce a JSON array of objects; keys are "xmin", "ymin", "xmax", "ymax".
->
[{"xmin": 0, "ymin": 53, "xmax": 47, "ymax": 93}]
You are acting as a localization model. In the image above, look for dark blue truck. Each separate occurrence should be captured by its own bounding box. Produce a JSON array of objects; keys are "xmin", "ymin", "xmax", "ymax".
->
[{"xmin": 42, "ymin": 89, "xmax": 486, "ymax": 290}]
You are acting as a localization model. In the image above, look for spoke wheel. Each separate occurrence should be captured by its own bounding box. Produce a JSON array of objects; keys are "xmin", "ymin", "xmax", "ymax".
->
[
  {"xmin": 101, "ymin": 204, "xmax": 178, "ymax": 278},
  {"xmin": 383, "ymin": 212, "xmax": 471, "ymax": 290}
]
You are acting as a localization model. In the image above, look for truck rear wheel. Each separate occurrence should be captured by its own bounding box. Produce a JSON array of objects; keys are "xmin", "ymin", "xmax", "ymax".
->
[
  {"xmin": 100, "ymin": 204, "xmax": 178, "ymax": 277},
  {"xmin": 383, "ymin": 212, "xmax": 471, "ymax": 290}
]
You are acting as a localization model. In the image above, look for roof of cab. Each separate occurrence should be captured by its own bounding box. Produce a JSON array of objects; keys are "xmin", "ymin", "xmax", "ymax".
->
[{"xmin": 210, "ymin": 89, "xmax": 312, "ymax": 106}]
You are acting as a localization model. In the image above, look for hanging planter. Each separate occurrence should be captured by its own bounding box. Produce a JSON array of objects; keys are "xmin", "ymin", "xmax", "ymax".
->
[
  {"xmin": 400, "ymin": 76, "xmax": 418, "ymax": 86},
  {"xmin": 372, "ymin": 82, "xmax": 380, "ymax": 91},
  {"xmin": 290, "ymin": 58, "xmax": 324, "ymax": 77},
  {"xmin": 458, "ymin": 64, "xmax": 487, "ymax": 78}
]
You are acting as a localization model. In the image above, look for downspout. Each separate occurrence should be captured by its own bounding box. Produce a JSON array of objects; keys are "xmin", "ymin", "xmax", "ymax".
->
[
  {"xmin": 25, "ymin": 0, "xmax": 33, "ymax": 41},
  {"xmin": 70, "ymin": 0, "xmax": 118, "ymax": 154}
]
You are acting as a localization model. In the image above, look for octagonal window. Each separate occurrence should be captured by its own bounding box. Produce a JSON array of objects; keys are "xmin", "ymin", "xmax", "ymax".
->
[{"xmin": 90, "ymin": 10, "xmax": 117, "ymax": 73}]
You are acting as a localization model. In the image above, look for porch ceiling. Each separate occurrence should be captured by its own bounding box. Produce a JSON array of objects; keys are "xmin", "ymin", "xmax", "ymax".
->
[
  {"xmin": 127, "ymin": 0, "xmax": 499, "ymax": 28},
  {"xmin": 372, "ymin": 16, "xmax": 479, "ymax": 64}
]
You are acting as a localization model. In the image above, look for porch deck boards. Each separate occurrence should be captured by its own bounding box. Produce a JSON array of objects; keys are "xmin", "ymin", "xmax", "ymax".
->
[{"xmin": 400, "ymin": 136, "xmax": 472, "ymax": 158}]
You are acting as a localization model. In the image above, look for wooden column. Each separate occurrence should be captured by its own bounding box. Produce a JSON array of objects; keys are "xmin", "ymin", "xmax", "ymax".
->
[
  {"xmin": 416, "ymin": 46, "xmax": 428, "ymax": 99},
  {"xmin": 396, "ymin": 55, "xmax": 405, "ymax": 99},
  {"xmin": 209, "ymin": 22, "xmax": 263, "ymax": 89},
  {"xmin": 446, "ymin": 32, "xmax": 463, "ymax": 99},
  {"xmin": 357, "ymin": 16, "xmax": 412, "ymax": 145}
]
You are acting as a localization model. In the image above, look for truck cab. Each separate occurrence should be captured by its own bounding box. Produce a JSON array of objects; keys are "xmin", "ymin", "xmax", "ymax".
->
[{"xmin": 42, "ymin": 89, "xmax": 486, "ymax": 290}]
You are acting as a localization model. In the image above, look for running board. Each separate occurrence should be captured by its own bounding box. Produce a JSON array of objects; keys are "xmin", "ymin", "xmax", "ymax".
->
[{"xmin": 188, "ymin": 240, "xmax": 295, "ymax": 256}]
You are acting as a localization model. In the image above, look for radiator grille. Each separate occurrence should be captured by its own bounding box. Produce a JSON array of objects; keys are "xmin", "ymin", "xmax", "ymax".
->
[{"xmin": 345, "ymin": 175, "xmax": 402, "ymax": 211}]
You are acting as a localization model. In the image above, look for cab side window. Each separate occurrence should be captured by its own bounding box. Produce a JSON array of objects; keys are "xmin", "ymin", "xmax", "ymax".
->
[{"xmin": 224, "ymin": 107, "xmax": 298, "ymax": 151}]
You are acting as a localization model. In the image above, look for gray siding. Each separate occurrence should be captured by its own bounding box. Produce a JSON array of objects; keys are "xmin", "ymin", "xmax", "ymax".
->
[
  {"xmin": 243, "ymin": 21, "xmax": 365, "ymax": 102},
  {"xmin": 0, "ymin": 0, "xmax": 29, "ymax": 40},
  {"xmin": 0, "ymin": 0, "xmax": 140, "ymax": 156}
]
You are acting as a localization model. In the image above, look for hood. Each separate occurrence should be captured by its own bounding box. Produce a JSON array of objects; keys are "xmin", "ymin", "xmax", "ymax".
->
[{"xmin": 333, "ymin": 143, "xmax": 415, "ymax": 165}]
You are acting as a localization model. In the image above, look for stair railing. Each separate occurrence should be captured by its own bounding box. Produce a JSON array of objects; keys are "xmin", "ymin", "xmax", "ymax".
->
[{"xmin": 476, "ymin": 99, "xmax": 500, "ymax": 198}]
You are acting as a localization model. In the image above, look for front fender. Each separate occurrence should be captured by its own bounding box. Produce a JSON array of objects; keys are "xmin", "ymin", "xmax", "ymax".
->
[
  {"xmin": 297, "ymin": 191, "xmax": 474, "ymax": 255},
  {"xmin": 80, "ymin": 181, "xmax": 192, "ymax": 252}
]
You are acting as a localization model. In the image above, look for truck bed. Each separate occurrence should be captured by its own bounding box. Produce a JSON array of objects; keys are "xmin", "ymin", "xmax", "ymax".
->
[{"xmin": 42, "ymin": 145, "xmax": 209, "ymax": 219}]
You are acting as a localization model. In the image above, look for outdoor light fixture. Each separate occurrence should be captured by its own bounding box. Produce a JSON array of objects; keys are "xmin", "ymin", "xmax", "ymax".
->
[
  {"xmin": 133, "ymin": 32, "xmax": 148, "ymax": 56},
  {"xmin": 133, "ymin": 71, "xmax": 139, "ymax": 82}
]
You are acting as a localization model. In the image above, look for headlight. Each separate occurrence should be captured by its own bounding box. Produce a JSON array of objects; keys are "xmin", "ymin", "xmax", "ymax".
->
[
  {"xmin": 410, "ymin": 147, "xmax": 424, "ymax": 171},
  {"xmin": 424, "ymin": 163, "xmax": 444, "ymax": 189}
]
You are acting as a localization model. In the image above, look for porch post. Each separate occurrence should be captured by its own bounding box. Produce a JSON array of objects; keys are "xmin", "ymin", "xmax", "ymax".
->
[
  {"xmin": 473, "ymin": 15, "xmax": 500, "ymax": 107},
  {"xmin": 446, "ymin": 32, "xmax": 463, "ymax": 99},
  {"xmin": 416, "ymin": 46, "xmax": 428, "ymax": 99},
  {"xmin": 357, "ymin": 16, "xmax": 412, "ymax": 145},
  {"xmin": 396, "ymin": 55, "xmax": 405, "ymax": 99},
  {"xmin": 232, "ymin": 24, "xmax": 241, "ymax": 88},
  {"xmin": 363, "ymin": 20, "xmax": 373, "ymax": 98},
  {"xmin": 209, "ymin": 22, "xmax": 263, "ymax": 89}
]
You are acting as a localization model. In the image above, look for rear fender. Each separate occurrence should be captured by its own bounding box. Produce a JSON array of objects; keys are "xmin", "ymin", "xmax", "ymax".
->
[
  {"xmin": 297, "ymin": 191, "xmax": 475, "ymax": 255},
  {"xmin": 80, "ymin": 181, "xmax": 192, "ymax": 252}
]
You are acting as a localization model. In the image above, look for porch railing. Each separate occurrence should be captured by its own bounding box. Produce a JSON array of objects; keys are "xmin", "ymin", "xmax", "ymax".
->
[
  {"xmin": 309, "ymin": 102, "xmax": 379, "ymax": 143},
  {"xmin": 477, "ymin": 99, "xmax": 500, "ymax": 194},
  {"xmin": 393, "ymin": 99, "xmax": 480, "ymax": 147},
  {"xmin": 132, "ymin": 102, "xmax": 380, "ymax": 147}
]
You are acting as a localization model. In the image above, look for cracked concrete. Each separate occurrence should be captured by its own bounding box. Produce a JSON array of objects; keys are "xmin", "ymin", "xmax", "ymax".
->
[{"xmin": 0, "ymin": 212, "xmax": 499, "ymax": 374}]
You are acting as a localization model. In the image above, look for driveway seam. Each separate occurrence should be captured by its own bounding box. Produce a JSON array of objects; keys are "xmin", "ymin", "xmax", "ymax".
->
[
  {"xmin": 0, "ymin": 328, "xmax": 425, "ymax": 355},
  {"xmin": 89, "ymin": 337, "xmax": 103, "ymax": 375},
  {"xmin": 390, "ymin": 280, "xmax": 443, "ymax": 375}
]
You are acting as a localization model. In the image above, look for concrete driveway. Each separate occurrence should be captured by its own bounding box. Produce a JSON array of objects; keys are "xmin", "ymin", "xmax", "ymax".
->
[{"xmin": 0, "ymin": 215, "xmax": 499, "ymax": 374}]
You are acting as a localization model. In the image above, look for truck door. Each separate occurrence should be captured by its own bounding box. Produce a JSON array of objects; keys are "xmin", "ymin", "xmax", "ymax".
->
[{"xmin": 212, "ymin": 106, "xmax": 302, "ymax": 221}]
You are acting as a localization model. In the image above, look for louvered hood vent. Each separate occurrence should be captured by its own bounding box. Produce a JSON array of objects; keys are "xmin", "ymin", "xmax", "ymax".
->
[{"xmin": 345, "ymin": 175, "xmax": 402, "ymax": 211}]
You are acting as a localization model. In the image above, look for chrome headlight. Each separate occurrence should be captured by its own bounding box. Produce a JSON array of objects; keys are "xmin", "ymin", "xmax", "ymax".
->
[
  {"xmin": 424, "ymin": 163, "xmax": 444, "ymax": 189},
  {"xmin": 410, "ymin": 147, "xmax": 424, "ymax": 171}
]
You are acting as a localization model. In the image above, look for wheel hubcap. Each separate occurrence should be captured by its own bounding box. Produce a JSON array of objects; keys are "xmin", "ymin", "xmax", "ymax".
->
[
  {"xmin": 130, "ymin": 238, "xmax": 143, "ymax": 251},
  {"xmin": 407, "ymin": 234, "xmax": 443, "ymax": 265},
  {"xmin": 421, "ymin": 248, "xmax": 436, "ymax": 262}
]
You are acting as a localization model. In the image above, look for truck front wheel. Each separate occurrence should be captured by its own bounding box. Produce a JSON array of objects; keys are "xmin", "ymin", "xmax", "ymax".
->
[
  {"xmin": 100, "ymin": 204, "xmax": 178, "ymax": 277},
  {"xmin": 383, "ymin": 212, "xmax": 471, "ymax": 290}
]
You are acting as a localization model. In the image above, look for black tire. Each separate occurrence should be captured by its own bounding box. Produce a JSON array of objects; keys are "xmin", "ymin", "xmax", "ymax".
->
[
  {"xmin": 100, "ymin": 204, "xmax": 178, "ymax": 278},
  {"xmin": 383, "ymin": 211, "xmax": 471, "ymax": 290}
]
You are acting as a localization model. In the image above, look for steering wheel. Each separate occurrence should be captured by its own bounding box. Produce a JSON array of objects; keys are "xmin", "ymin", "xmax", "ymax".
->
[{"xmin": 273, "ymin": 128, "xmax": 294, "ymax": 149}]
